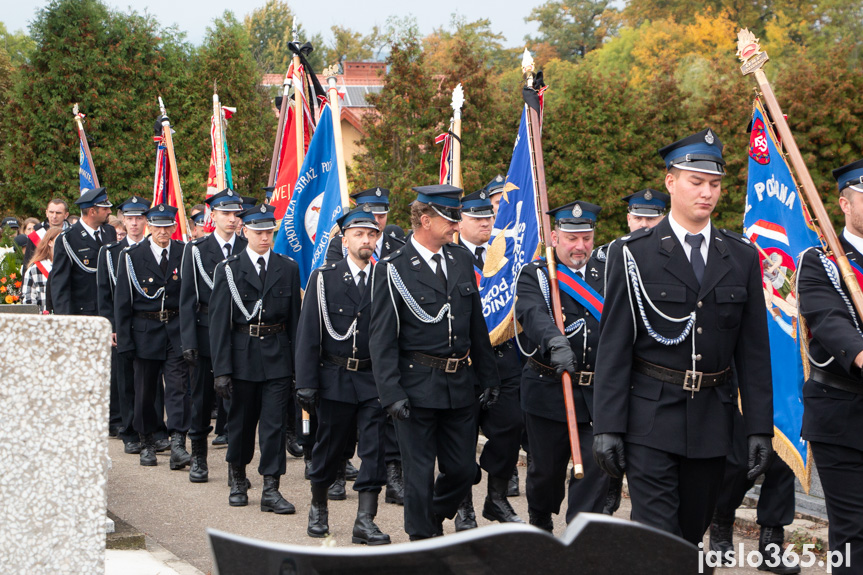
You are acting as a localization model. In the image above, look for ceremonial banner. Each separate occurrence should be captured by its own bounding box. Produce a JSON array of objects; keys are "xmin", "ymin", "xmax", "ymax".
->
[
  {"xmin": 270, "ymin": 62, "xmax": 316, "ymax": 220},
  {"xmin": 78, "ymin": 138, "xmax": 96, "ymax": 194},
  {"xmin": 435, "ymin": 130, "xmax": 453, "ymax": 185},
  {"xmin": 743, "ymin": 98, "xmax": 819, "ymax": 491},
  {"xmin": 204, "ymin": 106, "xmax": 236, "ymax": 232},
  {"xmin": 480, "ymin": 106, "xmax": 542, "ymax": 344},
  {"xmin": 273, "ymin": 103, "xmax": 342, "ymax": 286},
  {"xmin": 152, "ymin": 130, "xmax": 185, "ymax": 241}
]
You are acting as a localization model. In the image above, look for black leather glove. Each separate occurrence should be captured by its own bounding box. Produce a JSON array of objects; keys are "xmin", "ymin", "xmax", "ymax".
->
[
  {"xmin": 746, "ymin": 434, "xmax": 774, "ymax": 480},
  {"xmin": 386, "ymin": 398, "xmax": 411, "ymax": 421},
  {"xmin": 120, "ymin": 350, "xmax": 135, "ymax": 363},
  {"xmin": 593, "ymin": 432, "xmax": 626, "ymax": 478},
  {"xmin": 182, "ymin": 348, "xmax": 198, "ymax": 367},
  {"xmin": 214, "ymin": 375, "xmax": 232, "ymax": 400},
  {"xmin": 547, "ymin": 335, "xmax": 576, "ymax": 377},
  {"xmin": 479, "ymin": 386, "xmax": 500, "ymax": 410},
  {"xmin": 295, "ymin": 387, "xmax": 318, "ymax": 415}
]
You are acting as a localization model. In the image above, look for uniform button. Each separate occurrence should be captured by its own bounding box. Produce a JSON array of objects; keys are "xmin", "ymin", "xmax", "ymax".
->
[
  {"xmin": 339, "ymin": 308, "xmax": 343, "ymax": 312},
  {"xmin": 587, "ymin": 347, "xmax": 592, "ymax": 352},
  {"xmin": 587, "ymin": 329, "xmax": 591, "ymax": 334},
  {"xmin": 697, "ymin": 327, "xmax": 703, "ymax": 335},
  {"xmin": 497, "ymin": 351, "xmax": 503, "ymax": 357},
  {"xmin": 409, "ymin": 364, "xmax": 414, "ymax": 369},
  {"xmin": 586, "ymin": 365, "xmax": 591, "ymax": 370},
  {"xmin": 454, "ymin": 336, "xmax": 458, "ymax": 340},
  {"xmin": 448, "ymin": 296, "xmax": 452, "ymax": 301},
  {"xmin": 420, "ymin": 297, "xmax": 424, "ymax": 301},
  {"xmin": 730, "ymin": 294, "xmax": 735, "ymax": 300},
  {"xmin": 357, "ymin": 312, "xmax": 362, "ymax": 317},
  {"xmin": 695, "ymin": 354, "xmax": 702, "ymax": 361},
  {"xmin": 697, "ymin": 301, "xmax": 703, "ymax": 308},
  {"xmin": 661, "ymin": 291, "xmax": 667, "ymax": 297}
]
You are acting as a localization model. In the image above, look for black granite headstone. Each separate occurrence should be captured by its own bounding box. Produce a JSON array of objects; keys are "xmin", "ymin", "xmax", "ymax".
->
[{"xmin": 208, "ymin": 513, "xmax": 712, "ymax": 575}]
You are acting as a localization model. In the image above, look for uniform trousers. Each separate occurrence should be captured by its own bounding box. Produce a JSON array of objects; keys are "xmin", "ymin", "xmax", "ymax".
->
[
  {"xmin": 810, "ymin": 441, "xmax": 863, "ymax": 575},
  {"xmin": 109, "ymin": 348, "xmax": 123, "ymax": 432},
  {"xmin": 385, "ymin": 418, "xmax": 401, "ymax": 463},
  {"xmin": 625, "ymin": 442, "xmax": 726, "ymax": 545},
  {"xmin": 227, "ymin": 378, "xmax": 288, "ymax": 476},
  {"xmin": 524, "ymin": 414, "xmax": 607, "ymax": 522},
  {"xmin": 478, "ymin": 376, "xmax": 523, "ymax": 480},
  {"xmin": 715, "ymin": 409, "xmax": 795, "ymax": 527},
  {"xmin": 189, "ymin": 355, "xmax": 215, "ymax": 441},
  {"xmin": 133, "ymin": 350, "xmax": 189, "ymax": 436},
  {"xmin": 395, "ymin": 404, "xmax": 477, "ymax": 539},
  {"xmin": 309, "ymin": 397, "xmax": 386, "ymax": 491}
]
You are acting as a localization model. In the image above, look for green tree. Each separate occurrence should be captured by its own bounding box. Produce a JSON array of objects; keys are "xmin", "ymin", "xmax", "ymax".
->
[
  {"xmin": 244, "ymin": 0, "xmax": 322, "ymax": 73},
  {"xmin": 0, "ymin": 0, "xmax": 192, "ymax": 216},
  {"xmin": 0, "ymin": 23, "xmax": 36, "ymax": 67},
  {"xmin": 329, "ymin": 24, "xmax": 381, "ymax": 62},
  {"xmin": 526, "ymin": 0, "xmax": 619, "ymax": 60}
]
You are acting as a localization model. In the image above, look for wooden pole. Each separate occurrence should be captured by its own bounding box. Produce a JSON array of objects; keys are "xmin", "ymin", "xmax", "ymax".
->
[
  {"xmin": 522, "ymin": 49, "xmax": 584, "ymax": 479},
  {"xmin": 72, "ymin": 103, "xmax": 100, "ymax": 189},
  {"xmin": 737, "ymin": 29, "xmax": 863, "ymax": 317},
  {"xmin": 324, "ymin": 64, "xmax": 351, "ymax": 209},
  {"xmin": 268, "ymin": 71, "xmax": 291, "ymax": 187},
  {"xmin": 451, "ymin": 84, "xmax": 464, "ymax": 189},
  {"xmin": 212, "ymin": 85, "xmax": 227, "ymax": 191},
  {"xmin": 158, "ymin": 97, "xmax": 189, "ymax": 241}
]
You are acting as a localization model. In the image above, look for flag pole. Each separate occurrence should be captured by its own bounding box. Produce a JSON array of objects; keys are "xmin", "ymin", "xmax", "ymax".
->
[
  {"xmin": 450, "ymin": 84, "xmax": 464, "ymax": 189},
  {"xmin": 293, "ymin": 23, "xmax": 306, "ymax": 183},
  {"xmin": 212, "ymin": 83, "xmax": 227, "ymax": 191},
  {"xmin": 268, "ymin": 69, "xmax": 291, "ymax": 187},
  {"xmin": 158, "ymin": 97, "xmax": 189, "ymax": 241},
  {"xmin": 324, "ymin": 63, "xmax": 350, "ymax": 209},
  {"xmin": 522, "ymin": 48, "xmax": 584, "ymax": 479},
  {"xmin": 72, "ymin": 103, "xmax": 100, "ymax": 189},
  {"xmin": 736, "ymin": 29, "xmax": 863, "ymax": 317}
]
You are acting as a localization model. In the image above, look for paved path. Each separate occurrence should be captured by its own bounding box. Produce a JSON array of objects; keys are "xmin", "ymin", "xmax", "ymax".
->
[{"xmin": 107, "ymin": 437, "xmax": 830, "ymax": 574}]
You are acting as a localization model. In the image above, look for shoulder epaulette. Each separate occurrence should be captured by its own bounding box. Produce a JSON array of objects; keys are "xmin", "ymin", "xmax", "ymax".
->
[
  {"xmin": 191, "ymin": 236, "xmax": 209, "ymax": 246},
  {"xmin": 618, "ymin": 227, "xmax": 653, "ymax": 243},
  {"xmin": 124, "ymin": 241, "xmax": 144, "ymax": 253},
  {"xmin": 593, "ymin": 241, "xmax": 613, "ymax": 262},
  {"xmin": 529, "ymin": 259, "xmax": 548, "ymax": 268},
  {"xmin": 225, "ymin": 254, "xmax": 240, "ymax": 263},
  {"xmin": 381, "ymin": 246, "xmax": 405, "ymax": 262},
  {"xmin": 448, "ymin": 242, "xmax": 471, "ymax": 254},
  {"xmin": 719, "ymin": 228, "xmax": 755, "ymax": 248}
]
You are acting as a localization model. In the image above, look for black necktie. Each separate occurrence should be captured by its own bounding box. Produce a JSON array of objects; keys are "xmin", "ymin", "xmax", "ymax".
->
[
  {"xmin": 474, "ymin": 246, "xmax": 485, "ymax": 267},
  {"xmin": 685, "ymin": 233, "xmax": 705, "ymax": 285},
  {"xmin": 95, "ymin": 229, "xmax": 102, "ymax": 245},
  {"xmin": 160, "ymin": 248, "xmax": 168, "ymax": 275},
  {"xmin": 258, "ymin": 257, "xmax": 267, "ymax": 286},
  {"xmin": 432, "ymin": 253, "xmax": 446, "ymax": 287},
  {"xmin": 576, "ymin": 269, "xmax": 584, "ymax": 280},
  {"xmin": 224, "ymin": 243, "xmax": 232, "ymax": 258},
  {"xmin": 357, "ymin": 270, "xmax": 367, "ymax": 299}
]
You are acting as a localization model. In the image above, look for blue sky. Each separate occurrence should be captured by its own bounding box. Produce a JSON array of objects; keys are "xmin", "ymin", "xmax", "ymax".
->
[{"xmin": 3, "ymin": 0, "xmax": 543, "ymax": 47}]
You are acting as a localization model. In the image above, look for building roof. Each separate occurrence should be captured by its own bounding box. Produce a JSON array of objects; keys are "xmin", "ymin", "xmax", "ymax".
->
[{"xmin": 261, "ymin": 61, "xmax": 385, "ymax": 109}]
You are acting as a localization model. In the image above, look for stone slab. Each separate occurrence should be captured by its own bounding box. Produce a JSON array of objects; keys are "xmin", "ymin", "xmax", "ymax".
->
[{"xmin": 0, "ymin": 313, "xmax": 112, "ymax": 574}]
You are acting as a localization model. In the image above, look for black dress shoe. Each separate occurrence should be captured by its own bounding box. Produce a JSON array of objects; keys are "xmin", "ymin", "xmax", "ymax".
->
[
  {"xmin": 188, "ymin": 438, "xmax": 208, "ymax": 483},
  {"xmin": 124, "ymin": 441, "xmax": 143, "ymax": 455},
  {"xmin": 286, "ymin": 428, "xmax": 303, "ymax": 458},
  {"xmin": 261, "ymin": 476, "xmax": 296, "ymax": 514},
  {"xmin": 108, "ymin": 426, "xmax": 120, "ymax": 438},
  {"xmin": 352, "ymin": 492, "xmax": 390, "ymax": 545},
  {"xmin": 154, "ymin": 437, "xmax": 170, "ymax": 452},
  {"xmin": 229, "ymin": 464, "xmax": 249, "ymax": 507},
  {"xmin": 308, "ymin": 483, "xmax": 330, "ymax": 538},
  {"xmin": 345, "ymin": 459, "xmax": 359, "ymax": 481},
  {"xmin": 212, "ymin": 434, "xmax": 228, "ymax": 447},
  {"xmin": 139, "ymin": 435, "xmax": 157, "ymax": 467},
  {"xmin": 482, "ymin": 476, "xmax": 524, "ymax": 523},
  {"xmin": 169, "ymin": 432, "xmax": 191, "ymax": 470},
  {"xmin": 454, "ymin": 492, "xmax": 477, "ymax": 531}
]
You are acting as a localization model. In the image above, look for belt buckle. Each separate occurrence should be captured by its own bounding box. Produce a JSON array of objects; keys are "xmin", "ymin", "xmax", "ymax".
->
[
  {"xmin": 346, "ymin": 357, "xmax": 359, "ymax": 372},
  {"xmin": 577, "ymin": 371, "xmax": 593, "ymax": 386},
  {"xmin": 249, "ymin": 324, "xmax": 261, "ymax": 337},
  {"xmin": 158, "ymin": 310, "xmax": 170, "ymax": 323},
  {"xmin": 683, "ymin": 370, "xmax": 703, "ymax": 392},
  {"xmin": 445, "ymin": 357, "xmax": 460, "ymax": 373}
]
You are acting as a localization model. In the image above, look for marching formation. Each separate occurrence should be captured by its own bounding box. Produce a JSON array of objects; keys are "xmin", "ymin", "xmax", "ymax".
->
[{"xmin": 5, "ymin": 32, "xmax": 861, "ymax": 575}]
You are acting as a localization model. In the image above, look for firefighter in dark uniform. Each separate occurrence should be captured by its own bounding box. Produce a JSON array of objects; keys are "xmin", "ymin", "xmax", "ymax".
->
[
  {"xmin": 600, "ymin": 188, "xmax": 669, "ymax": 516},
  {"xmin": 51, "ymin": 187, "xmax": 116, "ymax": 315},
  {"xmin": 370, "ymin": 184, "xmax": 500, "ymax": 540},
  {"xmin": 325, "ymin": 187, "xmax": 407, "ymax": 506},
  {"xmin": 114, "ymin": 204, "xmax": 191, "ymax": 468},
  {"xmin": 452, "ymin": 189, "xmax": 524, "ymax": 530},
  {"xmin": 97, "ymin": 196, "xmax": 151, "ymax": 453},
  {"xmin": 797, "ymin": 158, "xmax": 863, "ymax": 574},
  {"xmin": 179, "ymin": 189, "xmax": 248, "ymax": 483},
  {"xmin": 209, "ymin": 203, "xmax": 300, "ymax": 513},
  {"xmin": 514, "ymin": 201, "xmax": 608, "ymax": 532},
  {"xmin": 296, "ymin": 206, "xmax": 391, "ymax": 545},
  {"xmin": 592, "ymin": 129, "xmax": 775, "ymax": 545}
]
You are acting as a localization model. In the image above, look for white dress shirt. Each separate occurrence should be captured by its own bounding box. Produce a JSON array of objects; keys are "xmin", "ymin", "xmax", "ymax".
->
[
  {"xmin": 346, "ymin": 257, "xmax": 372, "ymax": 286},
  {"xmin": 214, "ymin": 231, "xmax": 237, "ymax": 259},
  {"xmin": 411, "ymin": 236, "xmax": 447, "ymax": 278},
  {"xmin": 246, "ymin": 247, "xmax": 270, "ymax": 274},
  {"xmin": 667, "ymin": 211, "xmax": 711, "ymax": 265}
]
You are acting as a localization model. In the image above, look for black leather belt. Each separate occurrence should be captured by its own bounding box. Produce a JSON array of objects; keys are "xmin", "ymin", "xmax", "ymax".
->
[
  {"xmin": 527, "ymin": 356, "xmax": 594, "ymax": 385},
  {"xmin": 232, "ymin": 323, "xmax": 285, "ymax": 337},
  {"xmin": 403, "ymin": 351, "xmax": 470, "ymax": 373},
  {"xmin": 197, "ymin": 303, "xmax": 208, "ymax": 315},
  {"xmin": 134, "ymin": 309, "xmax": 179, "ymax": 323},
  {"xmin": 633, "ymin": 357, "xmax": 730, "ymax": 392},
  {"xmin": 322, "ymin": 351, "xmax": 371, "ymax": 372},
  {"xmin": 810, "ymin": 366, "xmax": 863, "ymax": 395}
]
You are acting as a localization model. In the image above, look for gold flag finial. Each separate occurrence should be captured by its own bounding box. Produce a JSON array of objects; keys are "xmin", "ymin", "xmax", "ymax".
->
[{"xmin": 737, "ymin": 28, "xmax": 769, "ymax": 75}]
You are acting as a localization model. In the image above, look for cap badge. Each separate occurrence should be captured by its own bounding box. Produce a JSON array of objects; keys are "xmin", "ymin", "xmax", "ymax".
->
[
  {"xmin": 131, "ymin": 197, "xmax": 138, "ymax": 203},
  {"xmin": 260, "ymin": 205, "xmax": 267, "ymax": 213},
  {"xmin": 644, "ymin": 190, "xmax": 653, "ymax": 201},
  {"xmin": 362, "ymin": 205, "xmax": 372, "ymax": 212},
  {"xmin": 479, "ymin": 191, "xmax": 487, "ymax": 200},
  {"xmin": 227, "ymin": 190, "xmax": 233, "ymax": 196},
  {"xmin": 705, "ymin": 130, "xmax": 715, "ymax": 145},
  {"xmin": 375, "ymin": 188, "xmax": 382, "ymax": 197},
  {"xmin": 495, "ymin": 175, "xmax": 503, "ymax": 182},
  {"xmin": 572, "ymin": 204, "xmax": 583, "ymax": 218},
  {"xmin": 158, "ymin": 205, "xmax": 165, "ymax": 212}
]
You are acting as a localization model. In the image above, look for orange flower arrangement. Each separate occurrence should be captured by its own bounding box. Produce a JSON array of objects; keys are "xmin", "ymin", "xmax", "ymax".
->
[{"xmin": 0, "ymin": 273, "xmax": 22, "ymax": 304}]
